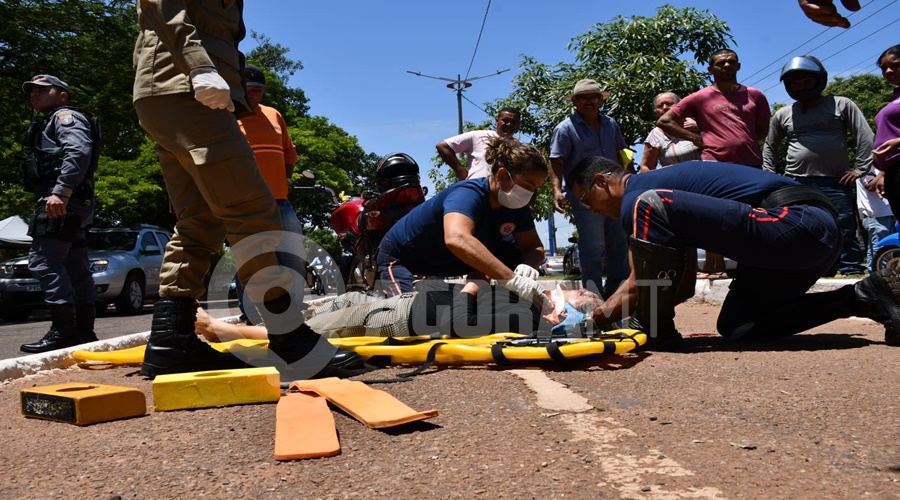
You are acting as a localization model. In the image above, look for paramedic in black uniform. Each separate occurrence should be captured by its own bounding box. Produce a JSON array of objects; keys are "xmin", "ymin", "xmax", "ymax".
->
[{"xmin": 568, "ymin": 156, "xmax": 900, "ymax": 350}]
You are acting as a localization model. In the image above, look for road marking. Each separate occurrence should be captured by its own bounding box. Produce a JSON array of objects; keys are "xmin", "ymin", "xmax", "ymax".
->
[
  {"xmin": 510, "ymin": 369, "xmax": 592, "ymax": 411},
  {"xmin": 511, "ymin": 369, "xmax": 727, "ymax": 499}
]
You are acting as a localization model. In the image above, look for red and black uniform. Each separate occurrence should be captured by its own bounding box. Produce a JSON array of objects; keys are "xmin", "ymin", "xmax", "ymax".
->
[{"xmin": 622, "ymin": 161, "xmax": 841, "ymax": 340}]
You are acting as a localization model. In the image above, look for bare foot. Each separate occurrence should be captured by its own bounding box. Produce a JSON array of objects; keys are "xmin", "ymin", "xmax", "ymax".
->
[{"xmin": 194, "ymin": 307, "xmax": 220, "ymax": 342}]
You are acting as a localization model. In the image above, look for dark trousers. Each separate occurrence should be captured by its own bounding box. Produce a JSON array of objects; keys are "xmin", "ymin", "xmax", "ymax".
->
[{"xmin": 631, "ymin": 189, "xmax": 841, "ymax": 339}]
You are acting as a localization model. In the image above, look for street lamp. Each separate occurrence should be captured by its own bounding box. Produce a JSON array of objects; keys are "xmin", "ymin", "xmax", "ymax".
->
[{"xmin": 407, "ymin": 69, "xmax": 509, "ymax": 134}]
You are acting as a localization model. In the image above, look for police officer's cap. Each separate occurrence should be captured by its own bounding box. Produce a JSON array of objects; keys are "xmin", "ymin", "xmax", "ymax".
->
[
  {"xmin": 245, "ymin": 65, "xmax": 266, "ymax": 88},
  {"xmin": 22, "ymin": 74, "xmax": 70, "ymax": 94}
]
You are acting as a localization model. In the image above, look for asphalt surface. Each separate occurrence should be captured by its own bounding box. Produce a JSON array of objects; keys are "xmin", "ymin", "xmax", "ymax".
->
[{"xmin": 0, "ymin": 295, "xmax": 896, "ymax": 498}]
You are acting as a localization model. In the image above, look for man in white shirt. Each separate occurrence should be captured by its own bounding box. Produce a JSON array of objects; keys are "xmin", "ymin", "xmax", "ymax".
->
[{"xmin": 437, "ymin": 107, "xmax": 521, "ymax": 180}]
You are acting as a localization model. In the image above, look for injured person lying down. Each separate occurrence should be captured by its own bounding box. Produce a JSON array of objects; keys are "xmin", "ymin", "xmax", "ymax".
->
[{"xmin": 196, "ymin": 280, "xmax": 604, "ymax": 342}]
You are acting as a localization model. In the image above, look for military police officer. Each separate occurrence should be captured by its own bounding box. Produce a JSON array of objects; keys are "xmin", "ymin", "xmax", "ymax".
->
[{"xmin": 19, "ymin": 74, "xmax": 100, "ymax": 353}]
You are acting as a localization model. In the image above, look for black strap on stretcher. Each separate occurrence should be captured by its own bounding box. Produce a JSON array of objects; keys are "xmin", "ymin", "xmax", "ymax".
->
[{"xmin": 359, "ymin": 329, "xmax": 645, "ymax": 382}]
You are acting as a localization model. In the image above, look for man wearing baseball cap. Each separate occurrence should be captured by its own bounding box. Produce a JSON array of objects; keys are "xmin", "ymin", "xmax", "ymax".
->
[
  {"xmin": 234, "ymin": 64, "xmax": 307, "ymax": 323},
  {"xmin": 19, "ymin": 73, "xmax": 100, "ymax": 353},
  {"xmin": 549, "ymin": 79, "xmax": 629, "ymax": 299}
]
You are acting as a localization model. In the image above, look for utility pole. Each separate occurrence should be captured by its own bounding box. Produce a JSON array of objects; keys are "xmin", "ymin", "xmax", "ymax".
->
[
  {"xmin": 407, "ymin": 69, "xmax": 509, "ymax": 134},
  {"xmin": 547, "ymin": 213, "xmax": 557, "ymax": 256}
]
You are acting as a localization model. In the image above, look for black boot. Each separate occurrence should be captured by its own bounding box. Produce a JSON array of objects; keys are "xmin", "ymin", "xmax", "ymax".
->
[
  {"xmin": 21, "ymin": 304, "xmax": 80, "ymax": 353},
  {"xmin": 627, "ymin": 237, "xmax": 685, "ymax": 351},
  {"xmin": 140, "ymin": 297, "xmax": 247, "ymax": 379},
  {"xmin": 76, "ymin": 304, "xmax": 98, "ymax": 343},
  {"xmin": 852, "ymin": 268, "xmax": 900, "ymax": 346},
  {"xmin": 258, "ymin": 293, "xmax": 366, "ymax": 380}
]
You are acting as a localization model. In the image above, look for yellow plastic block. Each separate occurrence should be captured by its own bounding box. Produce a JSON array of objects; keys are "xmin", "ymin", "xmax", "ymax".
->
[
  {"xmin": 21, "ymin": 383, "xmax": 146, "ymax": 425},
  {"xmin": 152, "ymin": 367, "xmax": 281, "ymax": 411}
]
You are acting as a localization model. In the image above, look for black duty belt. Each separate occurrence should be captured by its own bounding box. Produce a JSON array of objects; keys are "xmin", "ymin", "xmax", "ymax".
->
[{"xmin": 759, "ymin": 184, "xmax": 838, "ymax": 219}]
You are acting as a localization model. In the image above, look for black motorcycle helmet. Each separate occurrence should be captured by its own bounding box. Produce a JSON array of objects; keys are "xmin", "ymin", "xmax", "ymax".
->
[
  {"xmin": 780, "ymin": 55, "xmax": 827, "ymax": 101},
  {"xmin": 375, "ymin": 152, "xmax": 420, "ymax": 192}
]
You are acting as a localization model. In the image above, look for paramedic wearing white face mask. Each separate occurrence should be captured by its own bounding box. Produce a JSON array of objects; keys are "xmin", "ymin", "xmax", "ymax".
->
[{"xmin": 377, "ymin": 136, "xmax": 551, "ymax": 311}]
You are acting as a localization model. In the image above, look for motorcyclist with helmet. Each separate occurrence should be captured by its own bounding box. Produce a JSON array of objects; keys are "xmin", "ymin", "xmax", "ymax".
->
[{"xmin": 762, "ymin": 55, "xmax": 874, "ymax": 276}]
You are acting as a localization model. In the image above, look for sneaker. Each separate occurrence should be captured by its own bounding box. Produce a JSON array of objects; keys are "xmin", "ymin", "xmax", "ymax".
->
[{"xmin": 855, "ymin": 268, "xmax": 900, "ymax": 346}]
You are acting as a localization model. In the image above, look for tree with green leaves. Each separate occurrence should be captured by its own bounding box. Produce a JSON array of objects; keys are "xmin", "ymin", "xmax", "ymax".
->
[
  {"xmin": 1, "ymin": 0, "xmax": 142, "ymax": 221},
  {"xmin": 1, "ymin": 3, "xmax": 378, "ymax": 243},
  {"xmin": 427, "ymin": 5, "xmax": 733, "ymax": 227},
  {"xmin": 824, "ymin": 73, "xmax": 895, "ymax": 131},
  {"xmin": 287, "ymin": 115, "xmax": 381, "ymax": 229},
  {"xmin": 509, "ymin": 5, "xmax": 733, "ymax": 152}
]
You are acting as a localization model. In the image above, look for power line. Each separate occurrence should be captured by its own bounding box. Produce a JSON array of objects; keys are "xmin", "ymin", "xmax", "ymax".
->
[
  {"xmin": 462, "ymin": 94, "xmax": 489, "ymax": 117},
  {"xmin": 820, "ymin": 15, "xmax": 900, "ymax": 64},
  {"xmin": 749, "ymin": 0, "xmax": 897, "ymax": 91},
  {"xmin": 742, "ymin": 0, "xmax": 883, "ymax": 84},
  {"xmin": 465, "ymin": 0, "xmax": 492, "ymax": 82},
  {"xmin": 833, "ymin": 50, "xmax": 884, "ymax": 78},
  {"xmin": 407, "ymin": 69, "xmax": 510, "ymax": 134}
]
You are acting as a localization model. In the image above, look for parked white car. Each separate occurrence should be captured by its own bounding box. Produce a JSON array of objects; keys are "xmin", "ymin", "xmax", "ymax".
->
[{"xmin": 0, "ymin": 225, "xmax": 171, "ymax": 322}]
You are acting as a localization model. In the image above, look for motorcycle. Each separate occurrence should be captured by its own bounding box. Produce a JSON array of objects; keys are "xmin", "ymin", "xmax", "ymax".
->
[
  {"xmin": 308, "ymin": 262, "xmax": 326, "ymax": 296},
  {"xmin": 329, "ymin": 153, "xmax": 427, "ymax": 291},
  {"xmin": 872, "ymin": 221, "xmax": 900, "ymax": 271}
]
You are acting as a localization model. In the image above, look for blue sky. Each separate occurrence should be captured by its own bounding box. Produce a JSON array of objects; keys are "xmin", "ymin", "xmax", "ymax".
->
[{"xmin": 243, "ymin": 0, "xmax": 900, "ymax": 253}]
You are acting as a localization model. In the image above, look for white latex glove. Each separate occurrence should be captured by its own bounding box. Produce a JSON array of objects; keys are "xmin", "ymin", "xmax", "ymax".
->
[
  {"xmin": 190, "ymin": 68, "xmax": 235, "ymax": 112},
  {"xmin": 500, "ymin": 275, "xmax": 552, "ymax": 313},
  {"xmin": 514, "ymin": 264, "xmax": 540, "ymax": 280}
]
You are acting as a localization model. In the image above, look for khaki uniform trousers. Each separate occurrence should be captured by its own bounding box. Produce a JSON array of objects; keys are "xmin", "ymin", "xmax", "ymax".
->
[{"xmin": 134, "ymin": 94, "xmax": 300, "ymax": 305}]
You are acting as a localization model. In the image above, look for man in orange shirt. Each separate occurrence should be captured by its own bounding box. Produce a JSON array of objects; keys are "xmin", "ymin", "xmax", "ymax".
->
[{"xmin": 237, "ymin": 64, "xmax": 306, "ymax": 321}]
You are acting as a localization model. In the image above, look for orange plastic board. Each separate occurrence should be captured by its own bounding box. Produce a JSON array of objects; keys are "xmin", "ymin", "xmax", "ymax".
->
[
  {"xmin": 274, "ymin": 392, "xmax": 340, "ymax": 460},
  {"xmin": 290, "ymin": 378, "xmax": 439, "ymax": 429},
  {"xmin": 21, "ymin": 383, "xmax": 146, "ymax": 425}
]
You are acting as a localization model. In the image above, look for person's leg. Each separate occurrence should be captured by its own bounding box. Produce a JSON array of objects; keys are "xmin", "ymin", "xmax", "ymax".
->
[
  {"xmin": 22, "ymin": 235, "xmax": 80, "ymax": 352},
  {"xmin": 796, "ymin": 177, "xmax": 865, "ymax": 275},
  {"xmin": 376, "ymin": 240, "xmax": 415, "ymax": 296},
  {"xmin": 864, "ymin": 215, "xmax": 895, "ymax": 272},
  {"xmin": 136, "ymin": 95, "xmax": 358, "ymax": 379},
  {"xmin": 275, "ymin": 199, "xmax": 307, "ymax": 278},
  {"xmin": 602, "ymin": 216, "xmax": 629, "ymax": 297},
  {"xmin": 721, "ymin": 265, "xmax": 900, "ymax": 346},
  {"xmin": 134, "ymin": 100, "xmax": 247, "ymax": 376},
  {"xmin": 571, "ymin": 200, "xmax": 606, "ymax": 297},
  {"xmin": 717, "ymin": 266, "xmax": 825, "ymax": 340},
  {"xmin": 629, "ymin": 189, "xmax": 841, "ymax": 345},
  {"xmin": 239, "ymin": 199, "xmax": 308, "ymax": 324},
  {"xmin": 307, "ymin": 294, "xmax": 417, "ymax": 338},
  {"xmin": 881, "ymin": 164, "xmax": 900, "ymax": 221},
  {"xmin": 65, "ymin": 235, "xmax": 97, "ymax": 343},
  {"xmin": 701, "ymin": 251, "xmax": 727, "ymax": 276}
]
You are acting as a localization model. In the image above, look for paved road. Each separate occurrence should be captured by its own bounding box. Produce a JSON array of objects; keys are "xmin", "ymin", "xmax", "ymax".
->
[
  {"xmin": 1, "ymin": 301, "xmax": 897, "ymax": 498},
  {"xmin": 0, "ymin": 289, "xmax": 340, "ymax": 361}
]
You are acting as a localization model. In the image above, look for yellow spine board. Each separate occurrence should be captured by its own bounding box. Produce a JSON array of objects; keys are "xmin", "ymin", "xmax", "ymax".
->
[{"xmin": 73, "ymin": 330, "xmax": 645, "ymax": 366}]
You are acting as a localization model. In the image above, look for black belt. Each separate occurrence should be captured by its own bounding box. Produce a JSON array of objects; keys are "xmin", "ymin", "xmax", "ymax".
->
[{"xmin": 759, "ymin": 184, "xmax": 838, "ymax": 219}]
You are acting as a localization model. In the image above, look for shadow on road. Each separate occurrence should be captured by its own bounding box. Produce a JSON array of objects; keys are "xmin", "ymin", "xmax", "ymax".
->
[{"xmin": 680, "ymin": 332, "xmax": 876, "ymax": 353}]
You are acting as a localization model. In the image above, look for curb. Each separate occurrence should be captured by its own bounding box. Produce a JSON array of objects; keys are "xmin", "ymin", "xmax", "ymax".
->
[
  {"xmin": 0, "ymin": 331, "xmax": 150, "ymax": 384},
  {"xmin": 0, "ymin": 279, "xmax": 860, "ymax": 384}
]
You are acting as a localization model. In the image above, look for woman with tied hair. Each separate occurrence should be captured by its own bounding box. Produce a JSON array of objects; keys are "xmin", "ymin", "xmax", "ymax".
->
[{"xmin": 376, "ymin": 136, "xmax": 551, "ymax": 311}]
